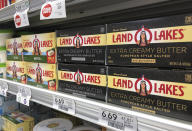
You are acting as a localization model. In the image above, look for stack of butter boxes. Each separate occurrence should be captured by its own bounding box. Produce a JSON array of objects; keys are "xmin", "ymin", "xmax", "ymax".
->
[
  {"xmin": 56, "ymin": 25, "xmax": 108, "ymax": 101},
  {"xmin": 106, "ymin": 13, "xmax": 192, "ymax": 122},
  {"xmin": 2, "ymin": 111, "xmax": 34, "ymax": 131},
  {"xmin": 6, "ymin": 32, "xmax": 58, "ymax": 91},
  {"xmin": 22, "ymin": 32, "xmax": 57, "ymax": 91},
  {"xmin": 0, "ymin": 30, "xmax": 12, "ymax": 79},
  {"xmin": 6, "ymin": 37, "xmax": 26, "ymax": 83}
]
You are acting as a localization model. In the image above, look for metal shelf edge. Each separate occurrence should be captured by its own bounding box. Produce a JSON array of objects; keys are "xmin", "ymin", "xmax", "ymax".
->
[{"xmin": 1, "ymin": 78, "xmax": 191, "ymax": 131}]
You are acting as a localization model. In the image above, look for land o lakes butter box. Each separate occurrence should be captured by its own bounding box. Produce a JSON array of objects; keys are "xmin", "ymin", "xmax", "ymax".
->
[
  {"xmin": 108, "ymin": 66, "xmax": 192, "ymax": 121},
  {"xmin": 3, "ymin": 111, "xmax": 34, "ymax": 131},
  {"xmin": 26, "ymin": 62, "xmax": 57, "ymax": 91},
  {"xmin": 22, "ymin": 32, "xmax": 56, "ymax": 64},
  {"xmin": 58, "ymin": 64, "xmax": 107, "ymax": 101},
  {"xmin": 6, "ymin": 61, "xmax": 27, "ymax": 84},
  {"xmin": 0, "ymin": 49, "xmax": 6, "ymax": 78},
  {"xmin": 6, "ymin": 37, "xmax": 23, "ymax": 61},
  {"xmin": 107, "ymin": 14, "xmax": 192, "ymax": 68},
  {"xmin": 0, "ymin": 67, "xmax": 6, "ymax": 78},
  {"xmin": 57, "ymin": 25, "xmax": 106, "ymax": 64}
]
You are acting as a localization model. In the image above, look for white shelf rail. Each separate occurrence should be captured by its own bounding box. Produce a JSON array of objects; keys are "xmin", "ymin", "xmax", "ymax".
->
[{"xmin": 0, "ymin": 78, "xmax": 191, "ymax": 131}]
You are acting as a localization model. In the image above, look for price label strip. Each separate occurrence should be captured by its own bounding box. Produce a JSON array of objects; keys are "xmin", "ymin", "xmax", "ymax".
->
[
  {"xmin": 40, "ymin": 0, "xmax": 66, "ymax": 20},
  {"xmin": 0, "ymin": 81, "xmax": 8, "ymax": 97},
  {"xmin": 53, "ymin": 95, "xmax": 75, "ymax": 115},
  {"xmin": 14, "ymin": 0, "xmax": 30, "ymax": 28},
  {"xmin": 16, "ymin": 86, "xmax": 31, "ymax": 106},
  {"xmin": 100, "ymin": 108, "xmax": 137, "ymax": 131}
]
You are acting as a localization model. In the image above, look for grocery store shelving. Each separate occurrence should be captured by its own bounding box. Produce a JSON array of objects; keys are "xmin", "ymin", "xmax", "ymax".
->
[
  {"xmin": 1, "ymin": 78, "xmax": 192, "ymax": 131},
  {"xmin": 1, "ymin": 0, "xmax": 192, "ymax": 131}
]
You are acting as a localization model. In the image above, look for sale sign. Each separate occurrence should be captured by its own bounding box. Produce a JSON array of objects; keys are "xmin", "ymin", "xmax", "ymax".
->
[
  {"xmin": 14, "ymin": 0, "xmax": 30, "ymax": 28},
  {"xmin": 42, "ymin": 4, "xmax": 52, "ymax": 17},
  {"xmin": 15, "ymin": 15, "xmax": 21, "ymax": 26},
  {"xmin": 40, "ymin": 0, "xmax": 66, "ymax": 20}
]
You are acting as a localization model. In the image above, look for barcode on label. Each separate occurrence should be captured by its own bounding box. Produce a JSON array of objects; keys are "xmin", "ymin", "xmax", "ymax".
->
[
  {"xmin": 108, "ymin": 121, "xmax": 124, "ymax": 130},
  {"xmin": 126, "ymin": 125, "xmax": 133, "ymax": 128},
  {"xmin": 58, "ymin": 105, "xmax": 68, "ymax": 111},
  {"xmin": 72, "ymin": 57, "xmax": 85, "ymax": 61}
]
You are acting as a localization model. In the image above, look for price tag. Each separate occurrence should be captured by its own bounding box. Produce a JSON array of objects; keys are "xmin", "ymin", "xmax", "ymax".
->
[
  {"xmin": 14, "ymin": 0, "xmax": 30, "ymax": 28},
  {"xmin": 15, "ymin": 0, "xmax": 29, "ymax": 12},
  {"xmin": 53, "ymin": 95, "xmax": 75, "ymax": 115},
  {"xmin": 40, "ymin": 0, "xmax": 66, "ymax": 20},
  {"xmin": 16, "ymin": 86, "xmax": 31, "ymax": 106},
  {"xmin": 0, "ymin": 81, "xmax": 8, "ymax": 97},
  {"xmin": 100, "ymin": 108, "xmax": 137, "ymax": 131}
]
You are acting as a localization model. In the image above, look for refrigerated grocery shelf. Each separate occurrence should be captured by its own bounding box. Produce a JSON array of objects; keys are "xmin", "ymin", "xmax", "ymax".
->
[
  {"xmin": 1, "ymin": 0, "xmax": 192, "ymax": 131},
  {"xmin": 1, "ymin": 78, "xmax": 192, "ymax": 131}
]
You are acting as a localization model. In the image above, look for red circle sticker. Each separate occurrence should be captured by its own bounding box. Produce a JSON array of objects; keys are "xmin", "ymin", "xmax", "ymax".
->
[
  {"xmin": 42, "ymin": 4, "xmax": 52, "ymax": 17},
  {"xmin": 15, "ymin": 15, "xmax": 21, "ymax": 26}
]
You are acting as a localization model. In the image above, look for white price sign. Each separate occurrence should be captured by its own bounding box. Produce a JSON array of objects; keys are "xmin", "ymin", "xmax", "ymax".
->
[
  {"xmin": 0, "ymin": 81, "xmax": 8, "ymax": 97},
  {"xmin": 100, "ymin": 109, "xmax": 137, "ymax": 131},
  {"xmin": 14, "ymin": 0, "xmax": 30, "ymax": 28},
  {"xmin": 15, "ymin": 0, "xmax": 29, "ymax": 12},
  {"xmin": 53, "ymin": 95, "xmax": 75, "ymax": 115},
  {"xmin": 40, "ymin": 0, "xmax": 66, "ymax": 20},
  {"xmin": 16, "ymin": 86, "xmax": 31, "ymax": 106}
]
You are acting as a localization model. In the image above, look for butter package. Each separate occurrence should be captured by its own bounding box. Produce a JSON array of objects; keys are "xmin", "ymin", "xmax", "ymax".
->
[
  {"xmin": 0, "ymin": 48, "xmax": 7, "ymax": 78},
  {"xmin": 58, "ymin": 64, "xmax": 107, "ymax": 101},
  {"xmin": 26, "ymin": 62, "xmax": 57, "ymax": 91},
  {"xmin": 22, "ymin": 32, "xmax": 56, "ymax": 64},
  {"xmin": 57, "ymin": 25, "xmax": 106, "ymax": 64},
  {"xmin": 6, "ymin": 37, "xmax": 23, "ymax": 61},
  {"xmin": 0, "ymin": 48, "xmax": 6, "ymax": 63},
  {"xmin": 3, "ymin": 111, "xmax": 34, "ymax": 131},
  {"xmin": 108, "ymin": 66, "xmax": 192, "ymax": 121},
  {"xmin": 107, "ymin": 14, "xmax": 192, "ymax": 68},
  {"xmin": 0, "ymin": 67, "xmax": 6, "ymax": 78},
  {"xmin": 6, "ymin": 61, "xmax": 27, "ymax": 84}
]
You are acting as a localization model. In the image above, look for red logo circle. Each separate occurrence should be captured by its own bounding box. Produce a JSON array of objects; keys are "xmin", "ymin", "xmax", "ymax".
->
[
  {"xmin": 15, "ymin": 15, "xmax": 21, "ymax": 26},
  {"xmin": 135, "ymin": 75, "xmax": 152, "ymax": 96},
  {"xmin": 33, "ymin": 37, "xmax": 40, "ymax": 49},
  {"xmin": 42, "ymin": 4, "xmax": 52, "ymax": 17},
  {"xmin": 73, "ymin": 34, "xmax": 83, "ymax": 48},
  {"xmin": 74, "ymin": 70, "xmax": 84, "ymax": 84},
  {"xmin": 36, "ymin": 66, "xmax": 42, "ymax": 76},
  {"xmin": 134, "ymin": 26, "xmax": 152, "ymax": 46}
]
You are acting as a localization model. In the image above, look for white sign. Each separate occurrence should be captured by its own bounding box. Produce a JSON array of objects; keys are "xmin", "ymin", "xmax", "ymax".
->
[
  {"xmin": 40, "ymin": 0, "xmax": 66, "ymax": 20},
  {"xmin": 14, "ymin": 0, "xmax": 30, "ymax": 28},
  {"xmin": 53, "ymin": 95, "xmax": 75, "ymax": 115},
  {"xmin": 15, "ymin": 0, "xmax": 29, "ymax": 12},
  {"xmin": 100, "ymin": 108, "xmax": 137, "ymax": 131},
  {"xmin": 16, "ymin": 86, "xmax": 31, "ymax": 106},
  {"xmin": 0, "ymin": 81, "xmax": 8, "ymax": 97}
]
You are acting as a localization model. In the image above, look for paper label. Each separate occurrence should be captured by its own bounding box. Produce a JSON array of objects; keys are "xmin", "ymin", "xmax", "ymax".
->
[
  {"xmin": 14, "ymin": 0, "xmax": 30, "ymax": 28},
  {"xmin": 40, "ymin": 0, "xmax": 66, "ymax": 20},
  {"xmin": 53, "ymin": 95, "xmax": 75, "ymax": 115},
  {"xmin": 16, "ymin": 86, "xmax": 31, "ymax": 106},
  {"xmin": 99, "ymin": 108, "xmax": 137, "ymax": 131},
  {"xmin": 0, "ymin": 81, "xmax": 8, "ymax": 97}
]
